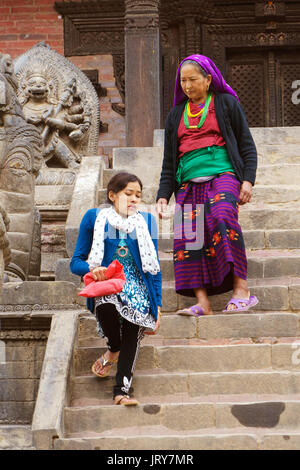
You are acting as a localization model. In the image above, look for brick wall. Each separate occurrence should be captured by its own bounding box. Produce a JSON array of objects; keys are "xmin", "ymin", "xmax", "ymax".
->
[
  {"xmin": 0, "ymin": 0, "xmax": 126, "ymax": 159},
  {"xmin": 0, "ymin": 0, "xmax": 64, "ymax": 58}
]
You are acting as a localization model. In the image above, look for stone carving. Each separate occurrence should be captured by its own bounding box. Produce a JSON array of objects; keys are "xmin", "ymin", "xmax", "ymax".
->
[
  {"xmin": 0, "ymin": 52, "xmax": 43, "ymax": 281},
  {"xmin": 14, "ymin": 43, "xmax": 100, "ymax": 170},
  {"xmin": 0, "ymin": 204, "xmax": 11, "ymax": 298}
]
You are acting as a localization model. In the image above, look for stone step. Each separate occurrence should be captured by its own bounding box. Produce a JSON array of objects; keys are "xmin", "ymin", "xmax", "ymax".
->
[
  {"xmin": 0, "ymin": 425, "xmax": 34, "ymax": 450},
  {"xmin": 257, "ymin": 143, "xmax": 300, "ymax": 165},
  {"xmin": 251, "ymin": 185, "xmax": 300, "ymax": 204},
  {"xmin": 70, "ymin": 370, "xmax": 300, "ymax": 405},
  {"xmin": 112, "ymin": 147, "xmax": 164, "ymax": 183},
  {"xmin": 77, "ymin": 312, "xmax": 300, "ymax": 344},
  {"xmin": 255, "ymin": 164, "xmax": 300, "ymax": 186},
  {"xmin": 158, "ymin": 229, "xmax": 300, "ymax": 252},
  {"xmin": 63, "ymin": 396, "xmax": 300, "ymax": 436},
  {"xmin": 159, "ymin": 249, "xmax": 300, "ymax": 281},
  {"xmin": 73, "ymin": 341, "xmax": 300, "ymax": 376},
  {"xmin": 154, "ymin": 127, "xmax": 300, "ymax": 149},
  {"xmin": 238, "ymin": 205, "xmax": 300, "ymax": 230},
  {"xmin": 54, "ymin": 427, "xmax": 300, "ymax": 450},
  {"xmin": 100, "ymin": 179, "xmax": 300, "ymax": 206},
  {"xmin": 162, "ymin": 277, "xmax": 300, "ymax": 312},
  {"xmin": 0, "ymin": 281, "xmax": 77, "ymax": 308}
]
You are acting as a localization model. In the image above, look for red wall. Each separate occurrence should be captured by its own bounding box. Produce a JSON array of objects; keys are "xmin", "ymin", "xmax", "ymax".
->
[{"xmin": 0, "ymin": 0, "xmax": 64, "ymax": 58}]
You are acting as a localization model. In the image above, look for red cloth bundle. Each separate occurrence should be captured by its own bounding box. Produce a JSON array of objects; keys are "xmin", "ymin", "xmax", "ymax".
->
[{"xmin": 78, "ymin": 259, "xmax": 126, "ymax": 298}]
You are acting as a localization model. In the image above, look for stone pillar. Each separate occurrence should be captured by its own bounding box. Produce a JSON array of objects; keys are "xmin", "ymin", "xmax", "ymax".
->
[{"xmin": 125, "ymin": 0, "xmax": 161, "ymax": 147}]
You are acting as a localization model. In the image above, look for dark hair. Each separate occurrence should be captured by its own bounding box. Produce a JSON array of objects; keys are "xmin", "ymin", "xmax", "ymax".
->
[
  {"xmin": 180, "ymin": 60, "xmax": 208, "ymax": 78},
  {"xmin": 106, "ymin": 172, "xmax": 143, "ymax": 204}
]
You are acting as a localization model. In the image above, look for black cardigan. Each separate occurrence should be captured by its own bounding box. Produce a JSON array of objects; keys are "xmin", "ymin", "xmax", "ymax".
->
[{"xmin": 156, "ymin": 93, "xmax": 258, "ymax": 202}]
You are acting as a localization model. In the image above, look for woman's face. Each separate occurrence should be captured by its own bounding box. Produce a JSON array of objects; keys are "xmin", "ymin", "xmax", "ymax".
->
[
  {"xmin": 109, "ymin": 181, "xmax": 142, "ymax": 217},
  {"xmin": 180, "ymin": 64, "xmax": 212, "ymax": 103}
]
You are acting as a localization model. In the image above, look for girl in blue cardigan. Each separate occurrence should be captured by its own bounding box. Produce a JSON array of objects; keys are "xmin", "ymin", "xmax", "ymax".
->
[{"xmin": 70, "ymin": 172, "xmax": 162, "ymax": 406}]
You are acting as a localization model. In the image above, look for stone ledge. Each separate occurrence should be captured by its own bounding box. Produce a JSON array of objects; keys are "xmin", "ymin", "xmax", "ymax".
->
[{"xmin": 32, "ymin": 311, "xmax": 79, "ymax": 450}]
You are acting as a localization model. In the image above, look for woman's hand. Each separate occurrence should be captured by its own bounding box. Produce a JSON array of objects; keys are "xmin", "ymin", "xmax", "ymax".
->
[
  {"xmin": 144, "ymin": 308, "xmax": 161, "ymax": 335},
  {"xmin": 89, "ymin": 266, "xmax": 107, "ymax": 281},
  {"xmin": 239, "ymin": 181, "xmax": 253, "ymax": 205},
  {"xmin": 156, "ymin": 198, "xmax": 169, "ymax": 219}
]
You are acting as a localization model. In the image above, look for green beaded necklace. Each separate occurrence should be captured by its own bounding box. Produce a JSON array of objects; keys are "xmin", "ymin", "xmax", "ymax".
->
[{"xmin": 184, "ymin": 91, "xmax": 212, "ymax": 129}]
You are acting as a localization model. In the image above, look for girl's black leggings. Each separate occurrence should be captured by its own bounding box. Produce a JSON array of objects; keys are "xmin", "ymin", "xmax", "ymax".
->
[{"xmin": 96, "ymin": 303, "xmax": 145, "ymax": 398}]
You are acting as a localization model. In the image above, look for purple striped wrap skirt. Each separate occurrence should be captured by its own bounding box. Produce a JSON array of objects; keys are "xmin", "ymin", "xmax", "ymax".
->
[{"xmin": 173, "ymin": 173, "xmax": 247, "ymax": 297}]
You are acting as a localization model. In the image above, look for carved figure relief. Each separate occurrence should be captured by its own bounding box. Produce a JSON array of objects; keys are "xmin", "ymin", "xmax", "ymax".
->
[
  {"xmin": 14, "ymin": 43, "xmax": 100, "ymax": 170},
  {"xmin": 0, "ymin": 204, "xmax": 11, "ymax": 297},
  {"xmin": 0, "ymin": 52, "xmax": 43, "ymax": 281}
]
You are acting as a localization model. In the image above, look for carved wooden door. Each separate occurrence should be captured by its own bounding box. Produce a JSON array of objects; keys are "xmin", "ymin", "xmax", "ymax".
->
[{"xmin": 227, "ymin": 49, "xmax": 300, "ymax": 127}]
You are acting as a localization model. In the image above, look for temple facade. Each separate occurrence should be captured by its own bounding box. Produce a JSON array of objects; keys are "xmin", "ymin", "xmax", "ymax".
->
[
  {"xmin": 54, "ymin": 0, "xmax": 300, "ymax": 146},
  {"xmin": 1, "ymin": 0, "xmax": 300, "ymax": 148}
]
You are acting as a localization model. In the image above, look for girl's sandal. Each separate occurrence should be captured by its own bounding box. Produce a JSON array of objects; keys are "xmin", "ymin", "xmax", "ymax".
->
[
  {"xmin": 91, "ymin": 354, "xmax": 118, "ymax": 378},
  {"xmin": 114, "ymin": 395, "xmax": 139, "ymax": 406}
]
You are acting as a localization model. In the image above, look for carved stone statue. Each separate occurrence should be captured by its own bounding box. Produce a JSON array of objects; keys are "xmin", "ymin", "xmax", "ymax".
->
[
  {"xmin": 14, "ymin": 43, "xmax": 100, "ymax": 170},
  {"xmin": 0, "ymin": 204, "xmax": 11, "ymax": 297},
  {"xmin": 0, "ymin": 52, "xmax": 43, "ymax": 281}
]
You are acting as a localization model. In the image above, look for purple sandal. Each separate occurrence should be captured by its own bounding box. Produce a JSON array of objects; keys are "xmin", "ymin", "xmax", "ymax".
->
[
  {"xmin": 223, "ymin": 295, "xmax": 258, "ymax": 313},
  {"xmin": 177, "ymin": 305, "xmax": 204, "ymax": 317}
]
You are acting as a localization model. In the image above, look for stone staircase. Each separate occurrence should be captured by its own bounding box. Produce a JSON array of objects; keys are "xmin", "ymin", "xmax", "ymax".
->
[{"xmin": 51, "ymin": 127, "xmax": 300, "ymax": 450}]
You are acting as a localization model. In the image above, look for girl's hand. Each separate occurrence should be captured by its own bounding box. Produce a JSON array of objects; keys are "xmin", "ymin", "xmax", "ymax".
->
[
  {"xmin": 239, "ymin": 181, "xmax": 252, "ymax": 205},
  {"xmin": 156, "ymin": 198, "xmax": 169, "ymax": 219},
  {"xmin": 89, "ymin": 266, "xmax": 107, "ymax": 281},
  {"xmin": 144, "ymin": 309, "xmax": 161, "ymax": 335}
]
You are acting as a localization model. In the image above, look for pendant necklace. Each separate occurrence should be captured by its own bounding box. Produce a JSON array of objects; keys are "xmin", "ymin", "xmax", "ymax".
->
[{"xmin": 184, "ymin": 91, "xmax": 212, "ymax": 129}]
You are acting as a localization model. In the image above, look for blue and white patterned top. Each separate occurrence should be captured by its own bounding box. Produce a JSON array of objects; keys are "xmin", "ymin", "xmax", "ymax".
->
[{"xmin": 94, "ymin": 230, "xmax": 156, "ymax": 335}]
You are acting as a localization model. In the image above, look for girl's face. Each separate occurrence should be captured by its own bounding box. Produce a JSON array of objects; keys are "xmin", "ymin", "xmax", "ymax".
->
[
  {"xmin": 109, "ymin": 181, "xmax": 142, "ymax": 217},
  {"xmin": 180, "ymin": 64, "xmax": 212, "ymax": 103}
]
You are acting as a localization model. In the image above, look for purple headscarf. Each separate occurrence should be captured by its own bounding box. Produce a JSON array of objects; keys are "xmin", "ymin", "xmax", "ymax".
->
[{"xmin": 173, "ymin": 54, "xmax": 239, "ymax": 106}]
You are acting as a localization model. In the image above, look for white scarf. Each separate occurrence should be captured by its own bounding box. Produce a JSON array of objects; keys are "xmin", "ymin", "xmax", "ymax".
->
[{"xmin": 88, "ymin": 206, "xmax": 160, "ymax": 275}]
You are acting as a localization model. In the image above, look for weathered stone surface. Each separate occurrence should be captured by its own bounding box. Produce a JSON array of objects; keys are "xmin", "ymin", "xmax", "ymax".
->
[
  {"xmin": 113, "ymin": 147, "xmax": 163, "ymax": 184},
  {"xmin": 0, "ymin": 402, "xmax": 34, "ymax": 425},
  {"xmin": 1, "ymin": 281, "xmax": 76, "ymax": 306},
  {"xmin": 239, "ymin": 207, "xmax": 300, "ymax": 230},
  {"xmin": 0, "ymin": 425, "xmax": 33, "ymax": 449},
  {"xmin": 261, "ymin": 433, "xmax": 300, "ymax": 450},
  {"xmin": 64, "ymin": 403, "xmax": 216, "ymax": 435},
  {"xmin": 0, "ymin": 54, "xmax": 43, "ymax": 280},
  {"xmin": 252, "ymin": 185, "xmax": 300, "ymax": 204},
  {"xmin": 250, "ymin": 127, "xmax": 300, "ymax": 145},
  {"xmin": 55, "ymin": 258, "xmax": 81, "ymax": 286},
  {"xmin": 35, "ymin": 185, "xmax": 74, "ymax": 208},
  {"xmin": 32, "ymin": 311, "xmax": 79, "ymax": 450},
  {"xmin": 74, "ymin": 345, "xmax": 156, "ymax": 376},
  {"xmin": 266, "ymin": 230, "xmax": 300, "ymax": 249},
  {"xmin": 255, "ymin": 165, "xmax": 300, "ymax": 186},
  {"xmin": 177, "ymin": 283, "xmax": 289, "ymax": 311},
  {"xmin": 0, "ymin": 379, "xmax": 37, "ymax": 401},
  {"xmin": 189, "ymin": 371, "xmax": 300, "ymax": 396},
  {"xmin": 256, "ymin": 143, "xmax": 300, "ymax": 165},
  {"xmin": 216, "ymin": 401, "xmax": 300, "ymax": 430},
  {"xmin": 196, "ymin": 313, "xmax": 299, "ymax": 339},
  {"xmin": 272, "ymin": 343, "xmax": 300, "ymax": 371},
  {"xmin": 54, "ymin": 433, "xmax": 259, "ymax": 450},
  {"xmin": 65, "ymin": 157, "xmax": 103, "ymax": 257},
  {"xmin": 157, "ymin": 344, "xmax": 271, "ymax": 372},
  {"xmin": 289, "ymin": 285, "xmax": 300, "ymax": 310},
  {"xmin": 70, "ymin": 371, "xmax": 300, "ymax": 402}
]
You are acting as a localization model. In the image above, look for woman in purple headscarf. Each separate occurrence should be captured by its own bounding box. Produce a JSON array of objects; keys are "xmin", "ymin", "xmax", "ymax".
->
[{"xmin": 156, "ymin": 54, "xmax": 258, "ymax": 315}]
